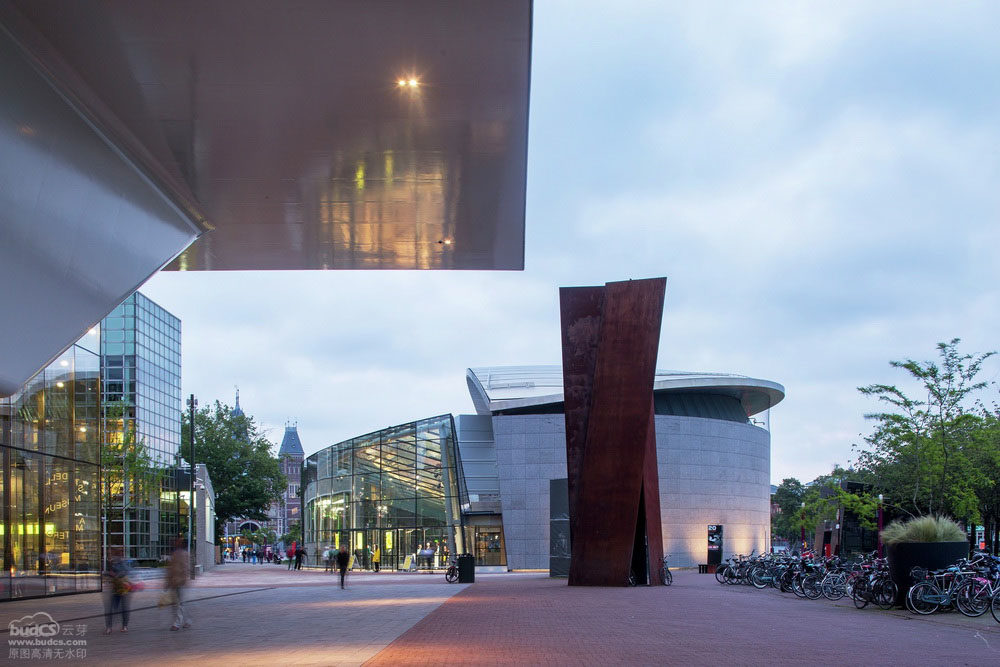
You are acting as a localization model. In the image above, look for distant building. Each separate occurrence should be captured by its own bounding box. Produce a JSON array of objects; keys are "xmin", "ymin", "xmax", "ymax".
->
[
  {"xmin": 270, "ymin": 424, "xmax": 304, "ymax": 538},
  {"xmin": 303, "ymin": 365, "xmax": 785, "ymax": 571},
  {"xmin": 101, "ymin": 292, "xmax": 183, "ymax": 565}
]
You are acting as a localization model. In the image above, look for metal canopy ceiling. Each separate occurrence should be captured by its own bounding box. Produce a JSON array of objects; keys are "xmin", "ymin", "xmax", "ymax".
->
[
  {"xmin": 0, "ymin": 0, "xmax": 531, "ymax": 396},
  {"xmin": 6, "ymin": 0, "xmax": 531, "ymax": 270}
]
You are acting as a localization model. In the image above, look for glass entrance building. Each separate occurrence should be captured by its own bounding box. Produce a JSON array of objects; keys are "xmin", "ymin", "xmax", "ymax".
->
[
  {"xmin": 0, "ymin": 335, "xmax": 102, "ymax": 599},
  {"xmin": 302, "ymin": 415, "xmax": 464, "ymax": 570}
]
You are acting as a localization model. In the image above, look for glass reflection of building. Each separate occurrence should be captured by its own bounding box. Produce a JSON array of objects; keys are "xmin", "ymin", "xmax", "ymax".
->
[
  {"xmin": 303, "ymin": 415, "xmax": 465, "ymax": 570},
  {"xmin": 100, "ymin": 292, "xmax": 182, "ymax": 564},
  {"xmin": 0, "ymin": 333, "xmax": 102, "ymax": 599}
]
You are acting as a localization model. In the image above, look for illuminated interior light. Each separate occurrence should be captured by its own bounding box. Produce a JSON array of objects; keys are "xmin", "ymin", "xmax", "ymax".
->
[
  {"xmin": 56, "ymin": 382, "xmax": 64, "ymax": 388},
  {"xmin": 397, "ymin": 79, "xmax": 407, "ymax": 87},
  {"xmin": 408, "ymin": 78, "xmax": 419, "ymax": 87},
  {"xmin": 88, "ymin": 327, "xmax": 98, "ymax": 336},
  {"xmin": 60, "ymin": 360, "xmax": 69, "ymax": 367}
]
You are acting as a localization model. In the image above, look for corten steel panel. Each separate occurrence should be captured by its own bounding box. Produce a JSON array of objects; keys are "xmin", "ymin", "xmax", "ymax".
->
[
  {"xmin": 558, "ymin": 286, "xmax": 605, "ymax": 550},
  {"xmin": 642, "ymin": 403, "xmax": 665, "ymax": 585},
  {"xmin": 561, "ymin": 277, "xmax": 666, "ymax": 586}
]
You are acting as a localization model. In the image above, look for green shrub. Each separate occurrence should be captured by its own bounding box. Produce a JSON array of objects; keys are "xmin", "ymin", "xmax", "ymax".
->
[{"xmin": 880, "ymin": 515, "xmax": 966, "ymax": 544}]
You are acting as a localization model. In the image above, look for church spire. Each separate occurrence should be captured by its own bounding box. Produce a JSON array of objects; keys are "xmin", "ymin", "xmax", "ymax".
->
[{"xmin": 230, "ymin": 385, "xmax": 245, "ymax": 418}]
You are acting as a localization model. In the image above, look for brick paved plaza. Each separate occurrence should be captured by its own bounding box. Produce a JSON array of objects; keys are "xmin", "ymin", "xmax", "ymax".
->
[{"xmin": 2, "ymin": 564, "xmax": 998, "ymax": 665}]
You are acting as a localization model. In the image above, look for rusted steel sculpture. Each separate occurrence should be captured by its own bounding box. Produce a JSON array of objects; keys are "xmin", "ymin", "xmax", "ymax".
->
[{"xmin": 559, "ymin": 277, "xmax": 666, "ymax": 586}]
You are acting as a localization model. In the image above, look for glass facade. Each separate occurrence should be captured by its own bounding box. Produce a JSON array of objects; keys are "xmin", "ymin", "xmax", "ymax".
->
[
  {"xmin": 101, "ymin": 292, "xmax": 182, "ymax": 563},
  {"xmin": 303, "ymin": 415, "xmax": 464, "ymax": 570},
  {"xmin": 0, "ymin": 336, "xmax": 102, "ymax": 599}
]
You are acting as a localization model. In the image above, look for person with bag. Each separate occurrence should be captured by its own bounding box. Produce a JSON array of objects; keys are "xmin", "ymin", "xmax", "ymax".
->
[
  {"xmin": 336, "ymin": 545, "xmax": 350, "ymax": 589},
  {"xmin": 104, "ymin": 549, "xmax": 132, "ymax": 634},
  {"xmin": 166, "ymin": 539, "xmax": 192, "ymax": 631}
]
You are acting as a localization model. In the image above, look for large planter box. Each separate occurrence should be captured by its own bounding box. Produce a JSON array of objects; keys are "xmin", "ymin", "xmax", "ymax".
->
[{"xmin": 886, "ymin": 541, "xmax": 968, "ymax": 607}]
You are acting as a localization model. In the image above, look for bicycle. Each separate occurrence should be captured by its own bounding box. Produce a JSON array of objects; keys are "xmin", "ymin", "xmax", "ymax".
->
[
  {"xmin": 660, "ymin": 555, "xmax": 673, "ymax": 586},
  {"xmin": 445, "ymin": 559, "xmax": 459, "ymax": 583}
]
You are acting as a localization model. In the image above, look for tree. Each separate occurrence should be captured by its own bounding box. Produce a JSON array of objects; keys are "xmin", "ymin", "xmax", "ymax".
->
[
  {"xmin": 853, "ymin": 340, "xmax": 993, "ymax": 515},
  {"xmin": 181, "ymin": 400, "xmax": 286, "ymax": 538},
  {"xmin": 280, "ymin": 520, "xmax": 302, "ymax": 547},
  {"xmin": 771, "ymin": 478, "xmax": 805, "ymax": 544},
  {"xmin": 852, "ymin": 339, "xmax": 996, "ymax": 551},
  {"xmin": 102, "ymin": 401, "xmax": 166, "ymax": 566}
]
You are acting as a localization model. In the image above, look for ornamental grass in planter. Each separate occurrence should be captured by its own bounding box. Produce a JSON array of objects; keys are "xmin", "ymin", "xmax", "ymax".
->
[
  {"xmin": 881, "ymin": 515, "xmax": 966, "ymax": 545},
  {"xmin": 883, "ymin": 515, "xmax": 969, "ymax": 607}
]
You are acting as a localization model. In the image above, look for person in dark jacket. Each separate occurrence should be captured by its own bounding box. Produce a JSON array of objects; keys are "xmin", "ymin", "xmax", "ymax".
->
[{"xmin": 335, "ymin": 545, "xmax": 350, "ymax": 589}]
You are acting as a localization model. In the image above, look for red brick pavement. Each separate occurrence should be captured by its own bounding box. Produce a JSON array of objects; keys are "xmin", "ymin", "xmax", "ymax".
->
[{"xmin": 366, "ymin": 572, "xmax": 1000, "ymax": 666}]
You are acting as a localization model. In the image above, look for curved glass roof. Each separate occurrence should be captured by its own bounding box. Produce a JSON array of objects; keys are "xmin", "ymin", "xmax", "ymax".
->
[{"xmin": 466, "ymin": 365, "xmax": 785, "ymax": 418}]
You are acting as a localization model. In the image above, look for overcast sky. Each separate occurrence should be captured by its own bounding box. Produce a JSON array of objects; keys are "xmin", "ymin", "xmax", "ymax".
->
[{"xmin": 142, "ymin": 1, "xmax": 1000, "ymax": 484}]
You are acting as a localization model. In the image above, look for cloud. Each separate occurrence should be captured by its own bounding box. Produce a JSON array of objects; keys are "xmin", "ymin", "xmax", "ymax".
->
[{"xmin": 143, "ymin": 1, "xmax": 1000, "ymax": 484}]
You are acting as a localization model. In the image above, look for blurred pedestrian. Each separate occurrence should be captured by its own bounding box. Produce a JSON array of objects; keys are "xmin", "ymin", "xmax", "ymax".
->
[
  {"xmin": 166, "ymin": 539, "xmax": 192, "ymax": 631},
  {"xmin": 104, "ymin": 548, "xmax": 132, "ymax": 634},
  {"xmin": 336, "ymin": 545, "xmax": 350, "ymax": 589},
  {"xmin": 372, "ymin": 546, "xmax": 381, "ymax": 573}
]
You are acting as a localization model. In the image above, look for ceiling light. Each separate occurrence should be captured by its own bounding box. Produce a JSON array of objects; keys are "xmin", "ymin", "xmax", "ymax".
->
[
  {"xmin": 56, "ymin": 382, "xmax": 64, "ymax": 388},
  {"xmin": 408, "ymin": 78, "xmax": 419, "ymax": 87},
  {"xmin": 397, "ymin": 79, "xmax": 407, "ymax": 87}
]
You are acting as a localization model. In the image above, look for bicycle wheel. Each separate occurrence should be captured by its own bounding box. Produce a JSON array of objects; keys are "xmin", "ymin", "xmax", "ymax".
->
[
  {"xmin": 875, "ymin": 578, "xmax": 897, "ymax": 610},
  {"xmin": 445, "ymin": 568, "xmax": 458, "ymax": 583},
  {"xmin": 791, "ymin": 574, "xmax": 807, "ymax": 598},
  {"xmin": 750, "ymin": 566, "xmax": 767, "ymax": 589},
  {"xmin": 852, "ymin": 580, "xmax": 869, "ymax": 609},
  {"xmin": 823, "ymin": 574, "xmax": 845, "ymax": 601},
  {"xmin": 991, "ymin": 589, "xmax": 1000, "ymax": 624},
  {"xmin": 662, "ymin": 567, "xmax": 673, "ymax": 586},
  {"xmin": 803, "ymin": 574, "xmax": 824, "ymax": 600},
  {"xmin": 907, "ymin": 581, "xmax": 941, "ymax": 615},
  {"xmin": 715, "ymin": 565, "xmax": 729, "ymax": 584},
  {"xmin": 954, "ymin": 579, "xmax": 990, "ymax": 617}
]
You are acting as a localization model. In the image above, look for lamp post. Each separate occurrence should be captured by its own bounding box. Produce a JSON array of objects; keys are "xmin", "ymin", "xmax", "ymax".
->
[
  {"xmin": 877, "ymin": 494, "xmax": 884, "ymax": 558},
  {"xmin": 187, "ymin": 394, "xmax": 197, "ymax": 579},
  {"xmin": 800, "ymin": 501, "xmax": 806, "ymax": 553}
]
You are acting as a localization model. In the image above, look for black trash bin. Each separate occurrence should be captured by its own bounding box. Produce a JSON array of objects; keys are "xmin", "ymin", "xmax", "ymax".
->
[{"xmin": 457, "ymin": 553, "xmax": 475, "ymax": 583}]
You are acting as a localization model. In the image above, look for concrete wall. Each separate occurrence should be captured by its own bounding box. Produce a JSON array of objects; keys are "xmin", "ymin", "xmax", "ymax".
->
[
  {"xmin": 489, "ymin": 414, "xmax": 770, "ymax": 570},
  {"xmin": 491, "ymin": 415, "xmax": 567, "ymax": 570},
  {"xmin": 656, "ymin": 417, "xmax": 770, "ymax": 567}
]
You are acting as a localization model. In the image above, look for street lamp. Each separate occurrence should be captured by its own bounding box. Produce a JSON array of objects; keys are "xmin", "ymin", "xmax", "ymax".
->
[
  {"xmin": 800, "ymin": 501, "xmax": 806, "ymax": 553},
  {"xmin": 877, "ymin": 494, "xmax": 884, "ymax": 558},
  {"xmin": 187, "ymin": 394, "xmax": 197, "ymax": 579}
]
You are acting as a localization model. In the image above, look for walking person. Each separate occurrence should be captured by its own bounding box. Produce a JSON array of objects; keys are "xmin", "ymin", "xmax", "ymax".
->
[
  {"xmin": 323, "ymin": 546, "xmax": 332, "ymax": 572},
  {"xmin": 104, "ymin": 549, "xmax": 132, "ymax": 634},
  {"xmin": 336, "ymin": 545, "xmax": 350, "ymax": 589},
  {"xmin": 295, "ymin": 546, "xmax": 305, "ymax": 570},
  {"xmin": 372, "ymin": 546, "xmax": 381, "ymax": 573},
  {"xmin": 287, "ymin": 542, "xmax": 296, "ymax": 570},
  {"xmin": 166, "ymin": 539, "xmax": 192, "ymax": 631}
]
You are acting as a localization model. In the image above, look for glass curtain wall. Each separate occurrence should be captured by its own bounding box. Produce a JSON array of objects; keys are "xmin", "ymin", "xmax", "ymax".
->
[
  {"xmin": 101, "ymin": 293, "xmax": 182, "ymax": 564},
  {"xmin": 1, "ymin": 336, "xmax": 102, "ymax": 599},
  {"xmin": 304, "ymin": 415, "xmax": 464, "ymax": 570}
]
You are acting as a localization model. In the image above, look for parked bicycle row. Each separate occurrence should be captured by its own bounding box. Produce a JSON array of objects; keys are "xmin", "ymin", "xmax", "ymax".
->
[{"xmin": 714, "ymin": 549, "xmax": 1000, "ymax": 623}]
